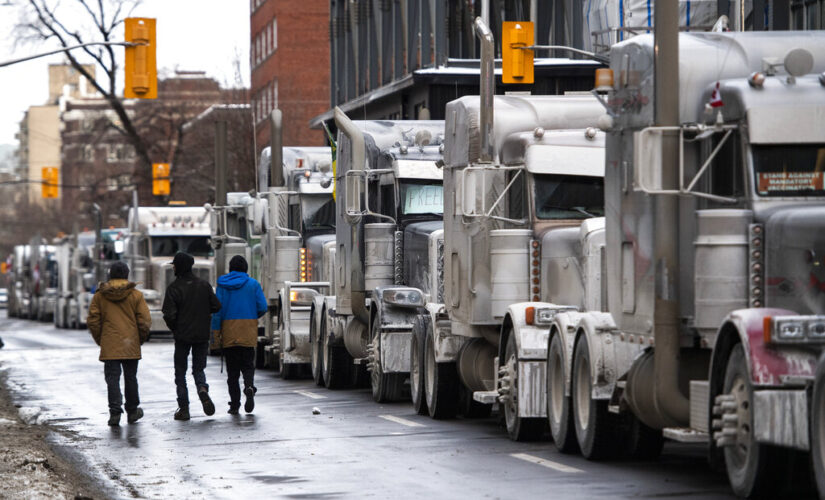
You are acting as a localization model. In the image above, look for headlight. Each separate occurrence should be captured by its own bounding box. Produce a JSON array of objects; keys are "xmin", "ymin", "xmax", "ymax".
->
[
  {"xmin": 289, "ymin": 288, "xmax": 318, "ymax": 306},
  {"xmin": 769, "ymin": 315, "xmax": 825, "ymax": 343},
  {"xmin": 382, "ymin": 288, "xmax": 424, "ymax": 308}
]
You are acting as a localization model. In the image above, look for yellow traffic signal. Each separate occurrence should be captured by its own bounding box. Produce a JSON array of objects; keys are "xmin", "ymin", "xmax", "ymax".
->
[
  {"xmin": 124, "ymin": 17, "xmax": 157, "ymax": 99},
  {"xmin": 502, "ymin": 21, "xmax": 534, "ymax": 84},
  {"xmin": 152, "ymin": 163, "xmax": 170, "ymax": 196},
  {"xmin": 41, "ymin": 166, "xmax": 59, "ymax": 199}
]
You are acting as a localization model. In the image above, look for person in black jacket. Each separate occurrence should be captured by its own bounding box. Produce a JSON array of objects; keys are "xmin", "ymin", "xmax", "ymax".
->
[{"xmin": 162, "ymin": 252, "xmax": 221, "ymax": 421}]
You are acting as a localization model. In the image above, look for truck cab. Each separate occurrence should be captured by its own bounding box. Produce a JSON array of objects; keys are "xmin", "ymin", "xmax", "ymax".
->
[
  {"xmin": 316, "ymin": 114, "xmax": 445, "ymax": 401},
  {"xmin": 126, "ymin": 207, "xmax": 213, "ymax": 333}
]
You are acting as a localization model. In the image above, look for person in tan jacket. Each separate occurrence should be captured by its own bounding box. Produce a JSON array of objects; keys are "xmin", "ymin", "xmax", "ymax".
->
[{"xmin": 87, "ymin": 261, "xmax": 151, "ymax": 426}]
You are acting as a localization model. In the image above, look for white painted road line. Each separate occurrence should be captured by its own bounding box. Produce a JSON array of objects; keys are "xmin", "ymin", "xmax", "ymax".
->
[
  {"xmin": 510, "ymin": 453, "xmax": 584, "ymax": 473},
  {"xmin": 379, "ymin": 415, "xmax": 426, "ymax": 428},
  {"xmin": 294, "ymin": 390, "xmax": 327, "ymax": 400}
]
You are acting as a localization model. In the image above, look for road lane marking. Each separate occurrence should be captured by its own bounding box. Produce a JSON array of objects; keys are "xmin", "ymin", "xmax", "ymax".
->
[
  {"xmin": 510, "ymin": 453, "xmax": 584, "ymax": 473},
  {"xmin": 294, "ymin": 390, "xmax": 327, "ymax": 399},
  {"xmin": 378, "ymin": 415, "xmax": 426, "ymax": 428}
]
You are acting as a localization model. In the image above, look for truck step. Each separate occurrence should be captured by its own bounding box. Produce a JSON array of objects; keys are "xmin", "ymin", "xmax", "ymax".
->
[
  {"xmin": 662, "ymin": 427, "xmax": 709, "ymax": 443},
  {"xmin": 473, "ymin": 391, "xmax": 497, "ymax": 404}
]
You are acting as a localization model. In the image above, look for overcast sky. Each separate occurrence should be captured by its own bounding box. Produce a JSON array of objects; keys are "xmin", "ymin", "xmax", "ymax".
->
[{"xmin": 0, "ymin": 0, "xmax": 250, "ymax": 145}]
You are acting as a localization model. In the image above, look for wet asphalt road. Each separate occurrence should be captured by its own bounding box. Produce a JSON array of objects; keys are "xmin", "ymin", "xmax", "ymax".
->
[{"xmin": 0, "ymin": 310, "xmax": 735, "ymax": 499}]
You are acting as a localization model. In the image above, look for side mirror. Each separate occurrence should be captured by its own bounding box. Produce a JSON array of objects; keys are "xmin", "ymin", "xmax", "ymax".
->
[
  {"xmin": 82, "ymin": 272, "xmax": 96, "ymax": 291},
  {"xmin": 344, "ymin": 170, "xmax": 366, "ymax": 218},
  {"xmin": 459, "ymin": 168, "xmax": 483, "ymax": 216},
  {"xmin": 252, "ymin": 197, "xmax": 266, "ymax": 235},
  {"xmin": 633, "ymin": 128, "xmax": 664, "ymax": 192}
]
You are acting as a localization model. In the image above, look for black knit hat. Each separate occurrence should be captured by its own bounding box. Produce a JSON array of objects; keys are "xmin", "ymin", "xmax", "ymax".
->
[
  {"xmin": 229, "ymin": 255, "xmax": 248, "ymax": 273},
  {"xmin": 172, "ymin": 252, "xmax": 194, "ymax": 276},
  {"xmin": 109, "ymin": 261, "xmax": 130, "ymax": 280}
]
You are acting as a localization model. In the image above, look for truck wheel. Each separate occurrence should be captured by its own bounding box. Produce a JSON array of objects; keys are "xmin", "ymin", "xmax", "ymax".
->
[
  {"xmin": 722, "ymin": 344, "xmax": 795, "ymax": 497},
  {"xmin": 310, "ymin": 307, "xmax": 324, "ymax": 386},
  {"xmin": 410, "ymin": 315, "xmax": 429, "ymax": 415},
  {"xmin": 624, "ymin": 413, "xmax": 663, "ymax": 460},
  {"xmin": 547, "ymin": 333, "xmax": 578, "ymax": 453},
  {"xmin": 424, "ymin": 328, "xmax": 458, "ymax": 419},
  {"xmin": 281, "ymin": 361, "xmax": 301, "ymax": 380},
  {"xmin": 370, "ymin": 317, "xmax": 406, "ymax": 403},
  {"xmin": 502, "ymin": 332, "xmax": 544, "ymax": 441},
  {"xmin": 572, "ymin": 338, "xmax": 617, "ymax": 459},
  {"xmin": 813, "ymin": 354, "xmax": 825, "ymax": 499},
  {"xmin": 322, "ymin": 314, "xmax": 352, "ymax": 389}
]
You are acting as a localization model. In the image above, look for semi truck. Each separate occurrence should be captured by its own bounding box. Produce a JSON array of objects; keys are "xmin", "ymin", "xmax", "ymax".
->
[
  {"xmin": 7, "ymin": 244, "xmax": 29, "ymax": 318},
  {"xmin": 256, "ymin": 144, "xmax": 335, "ymax": 378},
  {"xmin": 537, "ymin": 23, "xmax": 825, "ymax": 499},
  {"xmin": 126, "ymin": 203, "xmax": 214, "ymax": 333},
  {"xmin": 314, "ymin": 112, "xmax": 445, "ymax": 401},
  {"xmin": 28, "ymin": 238, "xmax": 57, "ymax": 322}
]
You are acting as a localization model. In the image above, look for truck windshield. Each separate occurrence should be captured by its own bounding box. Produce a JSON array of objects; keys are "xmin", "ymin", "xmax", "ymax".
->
[
  {"xmin": 534, "ymin": 174, "xmax": 604, "ymax": 220},
  {"xmin": 400, "ymin": 181, "xmax": 443, "ymax": 215},
  {"xmin": 151, "ymin": 236, "xmax": 213, "ymax": 257},
  {"xmin": 301, "ymin": 196, "xmax": 335, "ymax": 230},
  {"xmin": 753, "ymin": 144, "xmax": 825, "ymax": 197}
]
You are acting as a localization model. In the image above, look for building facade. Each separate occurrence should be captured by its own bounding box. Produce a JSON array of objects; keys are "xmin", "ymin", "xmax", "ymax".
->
[{"xmin": 250, "ymin": 0, "xmax": 330, "ymax": 151}]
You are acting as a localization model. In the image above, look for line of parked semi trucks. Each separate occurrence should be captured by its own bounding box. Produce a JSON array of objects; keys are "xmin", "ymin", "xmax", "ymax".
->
[{"xmin": 5, "ymin": 23, "xmax": 825, "ymax": 498}]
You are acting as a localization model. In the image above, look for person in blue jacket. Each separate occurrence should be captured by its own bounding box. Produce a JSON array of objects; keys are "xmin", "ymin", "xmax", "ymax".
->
[{"xmin": 210, "ymin": 256, "xmax": 267, "ymax": 414}]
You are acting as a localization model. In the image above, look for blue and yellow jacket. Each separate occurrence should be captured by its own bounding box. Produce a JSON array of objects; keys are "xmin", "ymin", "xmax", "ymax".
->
[{"xmin": 210, "ymin": 271, "xmax": 267, "ymax": 348}]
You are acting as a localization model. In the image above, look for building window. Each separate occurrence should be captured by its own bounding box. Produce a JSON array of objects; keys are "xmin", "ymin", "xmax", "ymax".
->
[
  {"xmin": 791, "ymin": 0, "xmax": 824, "ymax": 29},
  {"xmin": 271, "ymin": 18, "xmax": 277, "ymax": 52}
]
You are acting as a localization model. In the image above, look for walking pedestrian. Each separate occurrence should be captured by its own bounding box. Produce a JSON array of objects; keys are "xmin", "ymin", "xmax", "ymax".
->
[
  {"xmin": 87, "ymin": 261, "xmax": 151, "ymax": 426},
  {"xmin": 211, "ymin": 255, "xmax": 267, "ymax": 414},
  {"xmin": 162, "ymin": 252, "xmax": 221, "ymax": 421}
]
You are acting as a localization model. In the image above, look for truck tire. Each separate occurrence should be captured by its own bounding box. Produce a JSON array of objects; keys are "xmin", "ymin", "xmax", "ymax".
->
[
  {"xmin": 572, "ymin": 337, "xmax": 617, "ymax": 459},
  {"xmin": 310, "ymin": 307, "xmax": 324, "ymax": 386},
  {"xmin": 424, "ymin": 328, "xmax": 459, "ymax": 419},
  {"xmin": 813, "ymin": 354, "xmax": 825, "ymax": 499},
  {"xmin": 281, "ymin": 361, "xmax": 301, "ymax": 380},
  {"xmin": 503, "ymin": 332, "xmax": 544, "ymax": 441},
  {"xmin": 547, "ymin": 332, "xmax": 578, "ymax": 453},
  {"xmin": 410, "ymin": 315, "xmax": 429, "ymax": 415},
  {"xmin": 623, "ymin": 413, "xmax": 663, "ymax": 460},
  {"xmin": 722, "ymin": 344, "xmax": 801, "ymax": 498},
  {"xmin": 370, "ymin": 317, "xmax": 406, "ymax": 403},
  {"xmin": 322, "ymin": 312, "xmax": 352, "ymax": 389}
]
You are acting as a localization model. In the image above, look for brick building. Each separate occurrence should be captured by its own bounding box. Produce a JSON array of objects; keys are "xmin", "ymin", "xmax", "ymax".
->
[{"xmin": 250, "ymin": 0, "xmax": 330, "ymax": 151}]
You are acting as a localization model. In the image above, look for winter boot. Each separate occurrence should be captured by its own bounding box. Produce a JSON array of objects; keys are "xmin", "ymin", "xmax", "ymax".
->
[
  {"xmin": 243, "ymin": 386, "xmax": 256, "ymax": 413},
  {"xmin": 198, "ymin": 388, "xmax": 215, "ymax": 416},
  {"xmin": 228, "ymin": 402, "xmax": 240, "ymax": 415},
  {"xmin": 108, "ymin": 411, "xmax": 121, "ymax": 426},
  {"xmin": 174, "ymin": 407, "xmax": 190, "ymax": 421},
  {"xmin": 127, "ymin": 408, "xmax": 144, "ymax": 424}
]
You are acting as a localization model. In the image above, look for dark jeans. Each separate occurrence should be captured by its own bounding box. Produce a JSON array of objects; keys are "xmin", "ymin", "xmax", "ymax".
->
[
  {"xmin": 104, "ymin": 359, "xmax": 139, "ymax": 414},
  {"xmin": 174, "ymin": 341, "xmax": 209, "ymax": 408},
  {"xmin": 224, "ymin": 346, "xmax": 255, "ymax": 408}
]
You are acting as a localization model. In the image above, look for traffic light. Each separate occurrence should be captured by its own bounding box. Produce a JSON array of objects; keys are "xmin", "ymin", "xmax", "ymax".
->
[
  {"xmin": 502, "ymin": 21, "xmax": 534, "ymax": 84},
  {"xmin": 152, "ymin": 163, "xmax": 170, "ymax": 196},
  {"xmin": 124, "ymin": 17, "xmax": 157, "ymax": 99},
  {"xmin": 41, "ymin": 166, "xmax": 59, "ymax": 199}
]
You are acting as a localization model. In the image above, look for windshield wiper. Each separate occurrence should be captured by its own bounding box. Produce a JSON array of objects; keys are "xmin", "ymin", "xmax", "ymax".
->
[{"xmin": 540, "ymin": 205, "xmax": 598, "ymax": 218}]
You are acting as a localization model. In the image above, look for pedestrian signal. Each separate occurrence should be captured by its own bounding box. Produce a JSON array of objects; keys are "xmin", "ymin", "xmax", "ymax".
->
[
  {"xmin": 124, "ymin": 18, "xmax": 157, "ymax": 99},
  {"xmin": 152, "ymin": 163, "xmax": 170, "ymax": 196},
  {"xmin": 502, "ymin": 21, "xmax": 534, "ymax": 84},
  {"xmin": 41, "ymin": 166, "xmax": 59, "ymax": 199}
]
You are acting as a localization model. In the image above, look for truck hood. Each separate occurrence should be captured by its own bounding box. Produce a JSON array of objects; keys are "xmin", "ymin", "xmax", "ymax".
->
[{"xmin": 766, "ymin": 205, "xmax": 825, "ymax": 315}]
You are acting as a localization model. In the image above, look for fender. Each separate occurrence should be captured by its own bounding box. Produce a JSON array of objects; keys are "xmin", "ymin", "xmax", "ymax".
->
[
  {"xmin": 423, "ymin": 302, "xmax": 462, "ymax": 363},
  {"xmin": 711, "ymin": 308, "xmax": 818, "ymax": 389},
  {"xmin": 309, "ymin": 295, "xmax": 325, "ymax": 346},
  {"xmin": 574, "ymin": 311, "xmax": 619, "ymax": 400},
  {"xmin": 550, "ymin": 310, "xmax": 585, "ymax": 399},
  {"xmin": 372, "ymin": 285, "xmax": 423, "ymax": 330}
]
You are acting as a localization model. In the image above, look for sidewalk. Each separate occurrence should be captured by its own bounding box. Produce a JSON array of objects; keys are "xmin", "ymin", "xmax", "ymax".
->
[{"xmin": 0, "ymin": 371, "xmax": 107, "ymax": 500}]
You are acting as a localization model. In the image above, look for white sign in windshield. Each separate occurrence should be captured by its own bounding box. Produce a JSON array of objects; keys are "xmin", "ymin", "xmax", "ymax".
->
[{"xmin": 403, "ymin": 184, "xmax": 443, "ymax": 214}]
